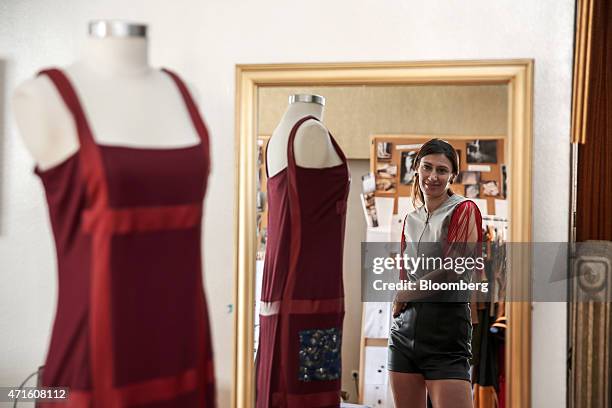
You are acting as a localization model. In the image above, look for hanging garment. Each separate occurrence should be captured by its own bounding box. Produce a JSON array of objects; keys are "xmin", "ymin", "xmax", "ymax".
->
[
  {"xmin": 473, "ymin": 384, "xmax": 499, "ymax": 408},
  {"xmin": 256, "ymin": 116, "xmax": 350, "ymax": 408},
  {"xmin": 472, "ymin": 306, "xmax": 503, "ymax": 408},
  {"xmin": 34, "ymin": 68, "xmax": 215, "ymax": 408},
  {"xmin": 497, "ymin": 341, "xmax": 506, "ymax": 408}
]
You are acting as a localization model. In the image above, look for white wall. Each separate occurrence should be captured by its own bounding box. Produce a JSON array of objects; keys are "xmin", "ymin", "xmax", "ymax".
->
[{"xmin": 0, "ymin": 1, "xmax": 574, "ymax": 407}]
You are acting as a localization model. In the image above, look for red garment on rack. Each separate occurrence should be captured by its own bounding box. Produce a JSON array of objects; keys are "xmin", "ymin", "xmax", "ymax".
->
[
  {"xmin": 498, "ymin": 342, "xmax": 506, "ymax": 408},
  {"xmin": 34, "ymin": 68, "xmax": 215, "ymax": 407},
  {"xmin": 256, "ymin": 116, "xmax": 350, "ymax": 408}
]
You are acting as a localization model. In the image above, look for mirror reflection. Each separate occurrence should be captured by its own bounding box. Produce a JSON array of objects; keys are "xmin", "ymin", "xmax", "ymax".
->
[{"xmin": 254, "ymin": 84, "xmax": 510, "ymax": 407}]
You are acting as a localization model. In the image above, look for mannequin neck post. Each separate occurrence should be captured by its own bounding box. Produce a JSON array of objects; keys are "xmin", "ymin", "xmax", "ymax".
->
[
  {"xmin": 79, "ymin": 36, "xmax": 151, "ymax": 77},
  {"xmin": 283, "ymin": 101, "xmax": 325, "ymax": 123}
]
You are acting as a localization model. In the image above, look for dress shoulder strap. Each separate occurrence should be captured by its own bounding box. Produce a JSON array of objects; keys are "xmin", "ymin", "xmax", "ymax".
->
[
  {"xmin": 160, "ymin": 68, "xmax": 210, "ymax": 148},
  {"xmin": 37, "ymin": 68, "xmax": 96, "ymax": 149}
]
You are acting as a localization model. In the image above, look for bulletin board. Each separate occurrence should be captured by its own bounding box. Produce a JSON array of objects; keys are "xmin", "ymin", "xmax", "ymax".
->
[{"xmin": 370, "ymin": 134, "xmax": 507, "ymax": 216}]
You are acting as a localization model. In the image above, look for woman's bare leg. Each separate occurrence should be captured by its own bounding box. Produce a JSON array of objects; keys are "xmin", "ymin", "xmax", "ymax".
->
[
  {"xmin": 389, "ymin": 371, "xmax": 427, "ymax": 407},
  {"xmin": 425, "ymin": 379, "xmax": 473, "ymax": 408}
]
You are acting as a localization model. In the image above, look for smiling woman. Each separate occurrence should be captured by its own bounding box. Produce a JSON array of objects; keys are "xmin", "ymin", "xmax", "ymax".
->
[{"xmin": 389, "ymin": 139, "xmax": 482, "ymax": 407}]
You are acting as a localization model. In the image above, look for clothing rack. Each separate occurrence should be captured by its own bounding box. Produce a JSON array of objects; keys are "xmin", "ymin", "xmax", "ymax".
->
[
  {"xmin": 482, "ymin": 216, "xmax": 508, "ymax": 242},
  {"xmin": 472, "ymin": 215, "xmax": 508, "ymax": 408}
]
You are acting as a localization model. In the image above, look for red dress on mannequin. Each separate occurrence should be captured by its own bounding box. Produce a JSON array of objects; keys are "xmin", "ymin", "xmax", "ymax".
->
[
  {"xmin": 34, "ymin": 68, "xmax": 216, "ymax": 407},
  {"xmin": 256, "ymin": 116, "xmax": 350, "ymax": 408}
]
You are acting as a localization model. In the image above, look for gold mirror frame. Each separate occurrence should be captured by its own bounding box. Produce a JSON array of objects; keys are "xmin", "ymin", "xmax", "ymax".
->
[{"xmin": 233, "ymin": 60, "xmax": 534, "ymax": 408}]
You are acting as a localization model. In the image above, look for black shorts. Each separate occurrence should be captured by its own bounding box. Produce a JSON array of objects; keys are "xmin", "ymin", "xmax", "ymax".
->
[{"xmin": 388, "ymin": 302, "xmax": 473, "ymax": 381}]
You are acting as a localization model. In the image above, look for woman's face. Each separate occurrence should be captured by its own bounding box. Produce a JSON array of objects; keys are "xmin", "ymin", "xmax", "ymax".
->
[{"xmin": 417, "ymin": 153, "xmax": 455, "ymax": 198}]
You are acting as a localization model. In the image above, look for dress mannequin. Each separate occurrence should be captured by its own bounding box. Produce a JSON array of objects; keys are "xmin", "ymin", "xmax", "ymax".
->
[
  {"xmin": 12, "ymin": 20, "xmax": 200, "ymax": 171},
  {"xmin": 266, "ymin": 94, "xmax": 342, "ymax": 178},
  {"xmin": 12, "ymin": 21, "xmax": 217, "ymax": 407},
  {"xmin": 257, "ymin": 93, "xmax": 349, "ymax": 408}
]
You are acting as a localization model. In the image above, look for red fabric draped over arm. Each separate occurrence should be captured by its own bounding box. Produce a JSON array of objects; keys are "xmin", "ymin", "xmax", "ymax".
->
[
  {"xmin": 444, "ymin": 200, "xmax": 484, "ymax": 282},
  {"xmin": 399, "ymin": 214, "xmax": 409, "ymax": 281}
]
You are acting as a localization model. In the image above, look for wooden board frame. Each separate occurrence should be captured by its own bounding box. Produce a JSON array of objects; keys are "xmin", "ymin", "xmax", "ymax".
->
[{"xmin": 370, "ymin": 134, "xmax": 507, "ymax": 216}]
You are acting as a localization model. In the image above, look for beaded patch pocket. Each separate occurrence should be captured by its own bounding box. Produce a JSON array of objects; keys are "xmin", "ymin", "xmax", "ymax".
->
[{"xmin": 298, "ymin": 328, "xmax": 342, "ymax": 382}]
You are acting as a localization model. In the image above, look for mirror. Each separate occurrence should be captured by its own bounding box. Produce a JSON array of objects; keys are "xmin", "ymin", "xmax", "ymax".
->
[{"xmin": 235, "ymin": 61, "xmax": 533, "ymax": 408}]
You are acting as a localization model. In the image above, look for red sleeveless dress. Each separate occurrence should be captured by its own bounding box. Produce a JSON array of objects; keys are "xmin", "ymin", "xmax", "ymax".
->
[
  {"xmin": 33, "ymin": 68, "xmax": 216, "ymax": 408},
  {"xmin": 256, "ymin": 116, "xmax": 350, "ymax": 408}
]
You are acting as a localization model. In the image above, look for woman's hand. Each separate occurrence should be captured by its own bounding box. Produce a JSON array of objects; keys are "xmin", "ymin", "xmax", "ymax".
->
[{"xmin": 392, "ymin": 301, "xmax": 407, "ymax": 318}]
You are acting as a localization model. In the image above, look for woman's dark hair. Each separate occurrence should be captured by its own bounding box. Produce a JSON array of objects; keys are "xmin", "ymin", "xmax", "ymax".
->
[{"xmin": 411, "ymin": 139, "xmax": 459, "ymax": 208}]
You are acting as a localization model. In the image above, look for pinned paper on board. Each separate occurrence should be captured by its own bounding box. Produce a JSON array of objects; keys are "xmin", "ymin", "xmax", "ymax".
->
[
  {"xmin": 363, "ymin": 346, "xmax": 388, "ymax": 385},
  {"xmin": 363, "ymin": 302, "xmax": 391, "ymax": 339},
  {"xmin": 374, "ymin": 197, "xmax": 394, "ymax": 229},
  {"xmin": 495, "ymin": 199, "xmax": 508, "ymax": 219},
  {"xmin": 471, "ymin": 198, "xmax": 489, "ymax": 216},
  {"xmin": 397, "ymin": 197, "xmax": 415, "ymax": 218},
  {"xmin": 468, "ymin": 164, "xmax": 492, "ymax": 172}
]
